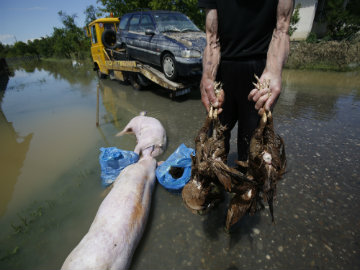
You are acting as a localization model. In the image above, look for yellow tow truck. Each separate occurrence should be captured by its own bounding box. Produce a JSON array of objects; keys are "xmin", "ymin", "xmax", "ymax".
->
[{"xmin": 86, "ymin": 16, "xmax": 194, "ymax": 98}]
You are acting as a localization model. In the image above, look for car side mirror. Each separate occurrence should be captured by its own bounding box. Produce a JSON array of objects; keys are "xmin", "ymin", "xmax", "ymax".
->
[{"xmin": 145, "ymin": 29, "xmax": 155, "ymax": 36}]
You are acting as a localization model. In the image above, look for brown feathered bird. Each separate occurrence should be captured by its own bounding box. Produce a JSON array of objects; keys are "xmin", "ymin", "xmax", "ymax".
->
[
  {"xmin": 182, "ymin": 83, "xmax": 251, "ymax": 217},
  {"xmin": 182, "ymin": 79, "xmax": 286, "ymax": 231},
  {"xmin": 233, "ymin": 75, "xmax": 286, "ymax": 227},
  {"xmin": 182, "ymin": 110, "xmax": 227, "ymax": 214}
]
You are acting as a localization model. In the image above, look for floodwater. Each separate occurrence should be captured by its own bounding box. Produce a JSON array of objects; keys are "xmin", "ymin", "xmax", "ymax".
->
[{"xmin": 0, "ymin": 60, "xmax": 359, "ymax": 270}]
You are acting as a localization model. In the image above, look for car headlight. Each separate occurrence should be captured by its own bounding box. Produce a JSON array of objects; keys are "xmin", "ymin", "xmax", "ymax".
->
[{"xmin": 181, "ymin": 49, "xmax": 202, "ymax": 58}]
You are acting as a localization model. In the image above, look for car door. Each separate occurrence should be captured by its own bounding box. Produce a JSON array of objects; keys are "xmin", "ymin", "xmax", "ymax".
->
[
  {"xmin": 126, "ymin": 14, "xmax": 142, "ymax": 60},
  {"xmin": 117, "ymin": 13, "xmax": 131, "ymax": 45},
  {"xmin": 137, "ymin": 14, "xmax": 158, "ymax": 65}
]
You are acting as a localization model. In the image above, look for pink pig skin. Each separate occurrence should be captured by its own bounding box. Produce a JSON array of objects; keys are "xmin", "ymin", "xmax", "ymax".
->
[
  {"xmin": 116, "ymin": 115, "xmax": 167, "ymax": 157},
  {"xmin": 61, "ymin": 115, "xmax": 167, "ymax": 270},
  {"xmin": 61, "ymin": 154, "xmax": 156, "ymax": 270},
  {"xmin": 61, "ymin": 114, "xmax": 166, "ymax": 270}
]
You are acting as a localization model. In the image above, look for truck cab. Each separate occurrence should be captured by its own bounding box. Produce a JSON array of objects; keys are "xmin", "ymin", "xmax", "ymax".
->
[{"xmin": 87, "ymin": 17, "xmax": 119, "ymax": 78}]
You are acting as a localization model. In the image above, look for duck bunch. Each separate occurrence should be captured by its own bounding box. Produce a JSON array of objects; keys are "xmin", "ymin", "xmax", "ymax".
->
[{"xmin": 182, "ymin": 79, "xmax": 286, "ymax": 230}]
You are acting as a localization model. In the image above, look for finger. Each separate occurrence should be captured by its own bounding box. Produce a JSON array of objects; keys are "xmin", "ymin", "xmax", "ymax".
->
[
  {"xmin": 264, "ymin": 93, "xmax": 277, "ymax": 111},
  {"xmin": 252, "ymin": 88, "xmax": 270, "ymax": 103},
  {"xmin": 217, "ymin": 89, "xmax": 225, "ymax": 108},
  {"xmin": 248, "ymin": 88, "xmax": 258, "ymax": 100},
  {"xmin": 255, "ymin": 94, "xmax": 269, "ymax": 110}
]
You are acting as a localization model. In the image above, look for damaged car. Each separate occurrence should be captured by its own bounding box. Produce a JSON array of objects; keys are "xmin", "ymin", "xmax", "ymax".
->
[{"xmin": 116, "ymin": 10, "xmax": 206, "ymax": 81}]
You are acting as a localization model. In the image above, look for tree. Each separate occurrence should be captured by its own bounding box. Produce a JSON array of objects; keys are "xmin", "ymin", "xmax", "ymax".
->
[
  {"xmin": 35, "ymin": 37, "xmax": 55, "ymax": 58},
  {"xmin": 97, "ymin": 0, "xmax": 149, "ymax": 17},
  {"xmin": 52, "ymin": 11, "xmax": 90, "ymax": 59},
  {"xmin": 12, "ymin": 41, "xmax": 29, "ymax": 57},
  {"xmin": 84, "ymin": 5, "xmax": 99, "ymax": 25},
  {"xmin": 0, "ymin": 42, "xmax": 8, "ymax": 58},
  {"xmin": 324, "ymin": 0, "xmax": 360, "ymax": 40}
]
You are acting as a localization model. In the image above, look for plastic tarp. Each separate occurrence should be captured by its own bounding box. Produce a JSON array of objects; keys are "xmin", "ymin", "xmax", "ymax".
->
[
  {"xmin": 156, "ymin": 143, "xmax": 195, "ymax": 191},
  {"xmin": 99, "ymin": 147, "xmax": 139, "ymax": 187}
]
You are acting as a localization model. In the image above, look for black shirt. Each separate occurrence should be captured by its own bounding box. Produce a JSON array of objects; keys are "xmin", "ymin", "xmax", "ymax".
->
[{"xmin": 198, "ymin": 0, "xmax": 278, "ymax": 60}]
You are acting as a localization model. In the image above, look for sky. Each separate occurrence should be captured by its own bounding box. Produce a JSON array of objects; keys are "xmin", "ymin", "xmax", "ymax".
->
[{"xmin": 0, "ymin": 0, "xmax": 101, "ymax": 45}]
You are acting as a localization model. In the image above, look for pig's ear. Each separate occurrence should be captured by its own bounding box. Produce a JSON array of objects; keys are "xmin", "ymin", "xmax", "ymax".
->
[{"xmin": 115, "ymin": 128, "xmax": 133, "ymax": 137}]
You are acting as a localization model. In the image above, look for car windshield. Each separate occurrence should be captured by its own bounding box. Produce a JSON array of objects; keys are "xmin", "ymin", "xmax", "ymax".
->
[{"xmin": 153, "ymin": 13, "xmax": 200, "ymax": 33}]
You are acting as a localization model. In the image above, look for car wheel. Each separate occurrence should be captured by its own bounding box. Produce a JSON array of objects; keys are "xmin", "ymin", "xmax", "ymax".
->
[
  {"xmin": 129, "ymin": 73, "xmax": 143, "ymax": 90},
  {"xmin": 162, "ymin": 53, "xmax": 178, "ymax": 81}
]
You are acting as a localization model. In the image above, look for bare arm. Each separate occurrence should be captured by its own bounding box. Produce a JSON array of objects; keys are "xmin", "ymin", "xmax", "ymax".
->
[
  {"xmin": 200, "ymin": 9, "xmax": 224, "ymax": 113},
  {"xmin": 248, "ymin": 0, "xmax": 294, "ymax": 112}
]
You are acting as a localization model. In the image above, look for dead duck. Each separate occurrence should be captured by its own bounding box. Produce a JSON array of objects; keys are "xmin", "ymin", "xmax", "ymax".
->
[
  {"xmin": 235, "ymin": 75, "xmax": 286, "ymax": 225},
  {"xmin": 182, "ymin": 79, "xmax": 285, "ymax": 231},
  {"xmin": 182, "ymin": 82, "xmax": 250, "ymax": 216},
  {"xmin": 182, "ymin": 110, "xmax": 226, "ymax": 214},
  {"xmin": 248, "ymin": 109, "xmax": 286, "ymax": 221}
]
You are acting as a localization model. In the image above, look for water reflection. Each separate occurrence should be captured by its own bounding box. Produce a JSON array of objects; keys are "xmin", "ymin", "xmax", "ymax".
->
[
  {"xmin": 0, "ymin": 69, "xmax": 33, "ymax": 217},
  {"xmin": 280, "ymin": 69, "xmax": 360, "ymax": 120},
  {"xmin": 0, "ymin": 110, "xmax": 33, "ymax": 217},
  {"xmin": 8, "ymin": 58, "xmax": 94, "ymax": 86},
  {"xmin": 0, "ymin": 75, "xmax": 10, "ymax": 94},
  {"xmin": 100, "ymin": 81, "xmax": 140, "ymax": 129},
  {"xmin": 0, "ymin": 59, "xmax": 103, "ymax": 221}
]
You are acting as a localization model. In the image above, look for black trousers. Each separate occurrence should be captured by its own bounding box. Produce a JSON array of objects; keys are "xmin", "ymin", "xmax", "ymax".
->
[{"xmin": 217, "ymin": 58, "xmax": 266, "ymax": 161}]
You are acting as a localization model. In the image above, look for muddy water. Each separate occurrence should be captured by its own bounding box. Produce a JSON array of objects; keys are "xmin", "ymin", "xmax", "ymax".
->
[{"xmin": 0, "ymin": 60, "xmax": 359, "ymax": 269}]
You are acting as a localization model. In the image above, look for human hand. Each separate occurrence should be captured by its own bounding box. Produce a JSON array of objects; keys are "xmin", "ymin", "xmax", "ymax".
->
[
  {"xmin": 200, "ymin": 77, "xmax": 224, "ymax": 114},
  {"xmin": 248, "ymin": 71, "xmax": 282, "ymax": 114}
]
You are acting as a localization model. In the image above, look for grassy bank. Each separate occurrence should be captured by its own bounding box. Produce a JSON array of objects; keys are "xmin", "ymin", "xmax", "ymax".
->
[{"xmin": 286, "ymin": 39, "xmax": 360, "ymax": 72}]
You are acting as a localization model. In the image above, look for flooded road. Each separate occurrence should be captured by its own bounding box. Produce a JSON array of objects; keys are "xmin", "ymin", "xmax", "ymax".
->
[{"xmin": 0, "ymin": 60, "xmax": 359, "ymax": 269}]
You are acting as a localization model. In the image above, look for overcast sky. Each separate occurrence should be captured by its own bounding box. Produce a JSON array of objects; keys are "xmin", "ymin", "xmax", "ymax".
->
[{"xmin": 0, "ymin": 0, "xmax": 100, "ymax": 45}]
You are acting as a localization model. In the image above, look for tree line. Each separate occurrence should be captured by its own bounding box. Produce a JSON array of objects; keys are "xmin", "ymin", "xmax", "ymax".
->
[
  {"xmin": 0, "ymin": 11, "xmax": 91, "ymax": 59},
  {"xmin": 0, "ymin": 0, "xmax": 359, "ymax": 60}
]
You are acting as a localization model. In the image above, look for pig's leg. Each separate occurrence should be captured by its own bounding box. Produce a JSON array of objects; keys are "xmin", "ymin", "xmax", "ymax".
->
[
  {"xmin": 115, "ymin": 117, "xmax": 139, "ymax": 137},
  {"xmin": 116, "ymin": 125, "xmax": 134, "ymax": 137}
]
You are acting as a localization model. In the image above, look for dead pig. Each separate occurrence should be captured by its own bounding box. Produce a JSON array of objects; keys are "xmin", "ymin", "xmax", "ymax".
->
[
  {"xmin": 61, "ymin": 148, "xmax": 157, "ymax": 270},
  {"xmin": 61, "ymin": 114, "xmax": 167, "ymax": 270},
  {"xmin": 116, "ymin": 112, "xmax": 167, "ymax": 157}
]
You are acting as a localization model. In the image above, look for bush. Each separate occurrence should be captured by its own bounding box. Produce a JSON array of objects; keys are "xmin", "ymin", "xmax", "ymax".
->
[
  {"xmin": 306, "ymin": 32, "xmax": 317, "ymax": 43},
  {"xmin": 289, "ymin": 3, "xmax": 301, "ymax": 36},
  {"xmin": 286, "ymin": 40, "xmax": 360, "ymax": 71},
  {"xmin": 323, "ymin": 0, "xmax": 360, "ymax": 40}
]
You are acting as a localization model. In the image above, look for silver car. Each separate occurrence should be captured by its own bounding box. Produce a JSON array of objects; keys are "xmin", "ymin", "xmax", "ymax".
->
[{"xmin": 116, "ymin": 10, "xmax": 206, "ymax": 81}]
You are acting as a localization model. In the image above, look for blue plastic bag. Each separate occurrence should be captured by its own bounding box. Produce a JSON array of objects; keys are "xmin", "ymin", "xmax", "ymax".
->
[
  {"xmin": 99, "ymin": 147, "xmax": 139, "ymax": 187},
  {"xmin": 156, "ymin": 144, "xmax": 195, "ymax": 191}
]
